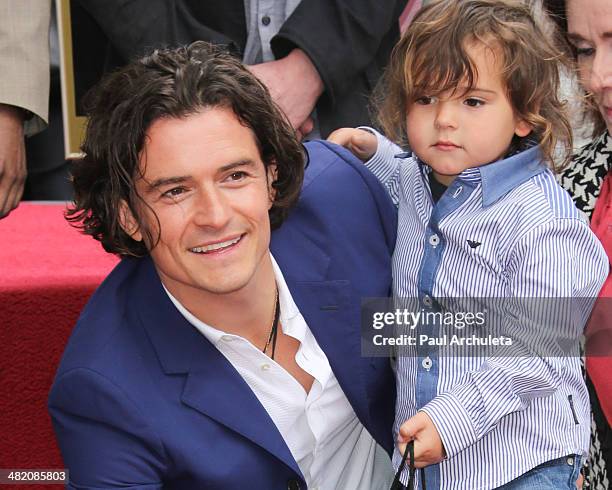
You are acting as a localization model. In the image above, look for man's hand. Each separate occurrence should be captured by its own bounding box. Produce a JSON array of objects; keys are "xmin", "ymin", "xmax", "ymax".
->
[
  {"xmin": 248, "ymin": 49, "xmax": 323, "ymax": 139},
  {"xmin": 0, "ymin": 104, "xmax": 27, "ymax": 218},
  {"xmin": 327, "ymin": 127, "xmax": 378, "ymax": 161},
  {"xmin": 397, "ymin": 412, "xmax": 446, "ymax": 469}
]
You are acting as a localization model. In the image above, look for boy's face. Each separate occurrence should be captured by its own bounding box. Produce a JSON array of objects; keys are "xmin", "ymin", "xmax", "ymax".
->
[{"xmin": 405, "ymin": 42, "xmax": 531, "ymax": 186}]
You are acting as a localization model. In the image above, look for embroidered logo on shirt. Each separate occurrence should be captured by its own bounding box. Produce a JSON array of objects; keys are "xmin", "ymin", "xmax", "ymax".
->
[{"xmin": 467, "ymin": 240, "xmax": 482, "ymax": 249}]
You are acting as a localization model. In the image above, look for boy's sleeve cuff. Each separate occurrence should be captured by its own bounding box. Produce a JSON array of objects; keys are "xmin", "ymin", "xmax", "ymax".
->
[
  {"xmin": 420, "ymin": 392, "xmax": 478, "ymax": 459},
  {"xmin": 357, "ymin": 126, "xmax": 403, "ymax": 182}
]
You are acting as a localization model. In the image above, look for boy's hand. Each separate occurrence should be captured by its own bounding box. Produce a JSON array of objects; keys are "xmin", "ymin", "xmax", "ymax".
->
[
  {"xmin": 397, "ymin": 412, "xmax": 446, "ymax": 468},
  {"xmin": 327, "ymin": 128, "xmax": 377, "ymax": 162}
]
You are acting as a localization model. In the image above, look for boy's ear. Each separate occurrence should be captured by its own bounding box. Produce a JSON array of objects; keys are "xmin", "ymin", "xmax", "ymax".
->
[
  {"xmin": 514, "ymin": 118, "xmax": 532, "ymax": 138},
  {"xmin": 119, "ymin": 200, "xmax": 143, "ymax": 242}
]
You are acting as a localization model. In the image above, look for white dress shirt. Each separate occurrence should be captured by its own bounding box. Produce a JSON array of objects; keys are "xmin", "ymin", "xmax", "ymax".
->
[{"xmin": 164, "ymin": 254, "xmax": 392, "ymax": 490}]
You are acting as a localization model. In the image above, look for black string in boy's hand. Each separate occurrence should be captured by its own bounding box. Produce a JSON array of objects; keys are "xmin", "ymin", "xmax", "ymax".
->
[{"xmin": 398, "ymin": 412, "xmax": 446, "ymax": 468}]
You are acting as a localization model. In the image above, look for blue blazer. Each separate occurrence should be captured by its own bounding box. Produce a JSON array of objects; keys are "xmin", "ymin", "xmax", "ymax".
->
[{"xmin": 49, "ymin": 141, "xmax": 397, "ymax": 489}]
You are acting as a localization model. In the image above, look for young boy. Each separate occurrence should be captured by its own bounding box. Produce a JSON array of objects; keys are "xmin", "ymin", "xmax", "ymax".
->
[{"xmin": 330, "ymin": 1, "xmax": 608, "ymax": 488}]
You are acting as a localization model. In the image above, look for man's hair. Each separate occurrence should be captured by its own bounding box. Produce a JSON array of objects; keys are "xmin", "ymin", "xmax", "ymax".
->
[
  {"xmin": 542, "ymin": 0, "xmax": 608, "ymax": 137},
  {"xmin": 375, "ymin": 0, "xmax": 573, "ymax": 171},
  {"xmin": 67, "ymin": 41, "xmax": 305, "ymax": 257}
]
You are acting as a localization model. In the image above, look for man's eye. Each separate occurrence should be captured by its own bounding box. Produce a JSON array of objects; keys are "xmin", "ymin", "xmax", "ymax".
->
[
  {"xmin": 415, "ymin": 96, "xmax": 436, "ymax": 105},
  {"xmin": 464, "ymin": 98, "xmax": 484, "ymax": 107},
  {"xmin": 228, "ymin": 171, "xmax": 247, "ymax": 181},
  {"xmin": 162, "ymin": 187, "xmax": 186, "ymax": 198}
]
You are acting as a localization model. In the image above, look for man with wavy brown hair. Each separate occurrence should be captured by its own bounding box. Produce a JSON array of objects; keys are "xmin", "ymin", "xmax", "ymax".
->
[{"xmin": 48, "ymin": 42, "xmax": 397, "ymax": 489}]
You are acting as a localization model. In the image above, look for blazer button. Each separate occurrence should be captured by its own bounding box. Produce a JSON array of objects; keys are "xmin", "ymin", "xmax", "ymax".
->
[{"xmin": 287, "ymin": 479, "xmax": 301, "ymax": 490}]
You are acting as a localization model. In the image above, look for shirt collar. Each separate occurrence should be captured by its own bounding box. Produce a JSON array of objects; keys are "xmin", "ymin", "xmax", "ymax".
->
[
  {"xmin": 163, "ymin": 253, "xmax": 300, "ymax": 346},
  {"xmin": 406, "ymin": 144, "xmax": 546, "ymax": 207},
  {"xmin": 477, "ymin": 145, "xmax": 546, "ymax": 207}
]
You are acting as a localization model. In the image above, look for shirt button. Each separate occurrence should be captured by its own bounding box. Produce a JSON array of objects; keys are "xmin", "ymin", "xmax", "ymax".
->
[
  {"xmin": 422, "ymin": 356, "xmax": 433, "ymax": 370},
  {"xmin": 221, "ymin": 335, "xmax": 234, "ymax": 342},
  {"xmin": 453, "ymin": 186, "xmax": 463, "ymax": 198},
  {"xmin": 262, "ymin": 15, "xmax": 271, "ymax": 26},
  {"xmin": 261, "ymin": 363, "xmax": 271, "ymax": 371},
  {"xmin": 567, "ymin": 456, "xmax": 574, "ymax": 466},
  {"xmin": 423, "ymin": 295, "xmax": 433, "ymax": 307},
  {"xmin": 429, "ymin": 234, "xmax": 440, "ymax": 247}
]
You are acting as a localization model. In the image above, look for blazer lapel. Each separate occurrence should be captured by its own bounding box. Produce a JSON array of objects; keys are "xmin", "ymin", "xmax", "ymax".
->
[
  {"xmin": 181, "ymin": 344, "xmax": 302, "ymax": 477},
  {"xmin": 283, "ymin": 277, "xmax": 372, "ymax": 430},
  {"xmin": 132, "ymin": 257, "xmax": 302, "ymax": 477},
  {"xmin": 271, "ymin": 216, "xmax": 376, "ymax": 436}
]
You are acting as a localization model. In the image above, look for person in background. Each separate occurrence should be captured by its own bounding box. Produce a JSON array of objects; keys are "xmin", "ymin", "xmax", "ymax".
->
[
  {"xmin": 544, "ymin": 0, "xmax": 612, "ymax": 488},
  {"xmin": 0, "ymin": 0, "xmax": 51, "ymax": 218},
  {"xmin": 23, "ymin": 0, "xmax": 74, "ymax": 202},
  {"xmin": 70, "ymin": 0, "xmax": 405, "ymax": 140}
]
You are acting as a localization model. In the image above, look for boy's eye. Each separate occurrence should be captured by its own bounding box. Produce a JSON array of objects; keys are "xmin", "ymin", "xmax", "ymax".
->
[
  {"xmin": 464, "ymin": 98, "xmax": 485, "ymax": 108},
  {"xmin": 415, "ymin": 96, "xmax": 436, "ymax": 105}
]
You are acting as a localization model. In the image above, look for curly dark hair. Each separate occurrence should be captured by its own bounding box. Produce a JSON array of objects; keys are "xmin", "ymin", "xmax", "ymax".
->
[
  {"xmin": 375, "ymin": 0, "xmax": 574, "ymax": 171},
  {"xmin": 66, "ymin": 41, "xmax": 305, "ymax": 257}
]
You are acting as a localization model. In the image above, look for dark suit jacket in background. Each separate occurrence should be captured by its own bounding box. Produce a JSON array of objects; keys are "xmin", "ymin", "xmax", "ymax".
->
[
  {"xmin": 71, "ymin": 0, "xmax": 404, "ymax": 136},
  {"xmin": 49, "ymin": 141, "xmax": 398, "ymax": 489}
]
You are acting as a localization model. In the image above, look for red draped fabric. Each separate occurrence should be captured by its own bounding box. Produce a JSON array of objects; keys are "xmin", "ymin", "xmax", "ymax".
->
[{"xmin": 0, "ymin": 203, "xmax": 118, "ymax": 479}]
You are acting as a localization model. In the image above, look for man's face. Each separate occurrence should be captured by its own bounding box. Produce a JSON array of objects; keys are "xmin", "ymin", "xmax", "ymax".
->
[
  {"xmin": 406, "ymin": 42, "xmax": 531, "ymax": 185},
  {"xmin": 124, "ymin": 107, "xmax": 276, "ymax": 305}
]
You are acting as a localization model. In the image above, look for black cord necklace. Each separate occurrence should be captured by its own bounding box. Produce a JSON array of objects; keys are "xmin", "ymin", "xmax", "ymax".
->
[{"xmin": 262, "ymin": 286, "xmax": 280, "ymax": 360}]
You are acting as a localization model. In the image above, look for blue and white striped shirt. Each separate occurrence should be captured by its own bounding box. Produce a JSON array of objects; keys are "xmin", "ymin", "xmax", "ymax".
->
[{"xmin": 365, "ymin": 130, "xmax": 608, "ymax": 490}]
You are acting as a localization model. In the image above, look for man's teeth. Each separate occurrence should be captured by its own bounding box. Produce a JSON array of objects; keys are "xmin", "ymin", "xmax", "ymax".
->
[{"xmin": 191, "ymin": 236, "xmax": 241, "ymax": 253}]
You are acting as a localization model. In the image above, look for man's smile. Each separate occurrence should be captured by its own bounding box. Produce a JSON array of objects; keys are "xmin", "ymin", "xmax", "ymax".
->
[{"xmin": 189, "ymin": 234, "xmax": 244, "ymax": 254}]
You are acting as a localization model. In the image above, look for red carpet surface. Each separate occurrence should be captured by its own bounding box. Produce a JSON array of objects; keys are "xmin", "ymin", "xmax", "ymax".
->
[{"xmin": 0, "ymin": 203, "xmax": 118, "ymax": 486}]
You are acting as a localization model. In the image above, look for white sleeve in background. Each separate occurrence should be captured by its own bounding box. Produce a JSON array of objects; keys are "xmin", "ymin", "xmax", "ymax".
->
[{"xmin": 0, "ymin": 0, "xmax": 51, "ymax": 136}]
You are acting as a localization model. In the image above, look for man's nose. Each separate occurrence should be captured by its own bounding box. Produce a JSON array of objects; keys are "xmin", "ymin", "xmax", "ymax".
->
[
  {"xmin": 434, "ymin": 102, "xmax": 458, "ymax": 129},
  {"xmin": 193, "ymin": 188, "xmax": 232, "ymax": 229}
]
